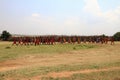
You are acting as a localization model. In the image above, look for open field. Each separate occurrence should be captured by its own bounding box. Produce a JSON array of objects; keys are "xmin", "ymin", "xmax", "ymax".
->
[{"xmin": 0, "ymin": 41, "xmax": 120, "ymax": 80}]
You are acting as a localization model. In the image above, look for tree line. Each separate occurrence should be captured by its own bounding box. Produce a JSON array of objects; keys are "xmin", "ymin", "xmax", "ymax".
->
[{"xmin": 0, "ymin": 30, "xmax": 120, "ymax": 41}]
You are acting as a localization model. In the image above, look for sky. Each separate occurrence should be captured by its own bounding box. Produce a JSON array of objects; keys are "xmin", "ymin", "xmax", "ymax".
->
[{"xmin": 0, "ymin": 0, "xmax": 120, "ymax": 36}]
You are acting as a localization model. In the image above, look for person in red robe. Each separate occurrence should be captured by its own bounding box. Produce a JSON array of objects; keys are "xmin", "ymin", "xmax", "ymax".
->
[
  {"xmin": 12, "ymin": 37, "xmax": 17, "ymax": 46},
  {"xmin": 110, "ymin": 37, "xmax": 114, "ymax": 45}
]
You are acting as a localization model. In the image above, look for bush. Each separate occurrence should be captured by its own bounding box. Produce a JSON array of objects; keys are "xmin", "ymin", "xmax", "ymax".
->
[
  {"xmin": 113, "ymin": 32, "xmax": 120, "ymax": 41},
  {"xmin": 0, "ymin": 30, "xmax": 11, "ymax": 41}
]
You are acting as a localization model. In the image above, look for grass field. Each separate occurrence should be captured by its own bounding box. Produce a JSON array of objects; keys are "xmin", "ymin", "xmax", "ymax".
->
[{"xmin": 0, "ymin": 41, "xmax": 120, "ymax": 80}]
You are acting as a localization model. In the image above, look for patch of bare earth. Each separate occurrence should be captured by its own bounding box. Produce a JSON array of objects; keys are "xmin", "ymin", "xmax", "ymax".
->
[
  {"xmin": 0, "ymin": 45, "xmax": 120, "ymax": 72},
  {"xmin": 0, "ymin": 52, "xmax": 85, "ymax": 72},
  {"xmin": 31, "ymin": 67, "xmax": 120, "ymax": 80},
  {"xmin": 0, "ymin": 43, "xmax": 120, "ymax": 80}
]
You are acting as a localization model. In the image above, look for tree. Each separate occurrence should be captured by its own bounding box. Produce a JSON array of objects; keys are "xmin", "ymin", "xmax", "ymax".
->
[
  {"xmin": 102, "ymin": 34, "xmax": 106, "ymax": 38},
  {"xmin": 113, "ymin": 32, "xmax": 120, "ymax": 41},
  {"xmin": 0, "ymin": 30, "xmax": 11, "ymax": 41}
]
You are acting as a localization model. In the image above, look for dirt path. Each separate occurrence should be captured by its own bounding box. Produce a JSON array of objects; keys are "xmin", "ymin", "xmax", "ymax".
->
[
  {"xmin": 31, "ymin": 67, "xmax": 120, "ymax": 80},
  {"xmin": 0, "ymin": 53, "xmax": 84, "ymax": 72},
  {"xmin": 0, "ymin": 49, "xmax": 119, "ymax": 72}
]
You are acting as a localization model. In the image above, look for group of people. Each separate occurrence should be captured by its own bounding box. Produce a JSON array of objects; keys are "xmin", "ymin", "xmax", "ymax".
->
[
  {"xmin": 12, "ymin": 36, "xmax": 114, "ymax": 46},
  {"xmin": 12, "ymin": 36, "xmax": 55, "ymax": 46}
]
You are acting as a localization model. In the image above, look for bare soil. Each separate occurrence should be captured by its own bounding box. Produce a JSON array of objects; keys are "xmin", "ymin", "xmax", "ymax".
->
[{"xmin": 31, "ymin": 67, "xmax": 120, "ymax": 80}]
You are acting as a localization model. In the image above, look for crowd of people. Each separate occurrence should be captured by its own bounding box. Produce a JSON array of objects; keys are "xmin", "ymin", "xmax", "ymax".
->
[{"xmin": 12, "ymin": 36, "xmax": 114, "ymax": 46}]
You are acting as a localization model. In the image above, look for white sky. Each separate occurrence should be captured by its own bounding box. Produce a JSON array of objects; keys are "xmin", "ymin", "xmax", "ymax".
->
[{"xmin": 0, "ymin": 0, "xmax": 120, "ymax": 36}]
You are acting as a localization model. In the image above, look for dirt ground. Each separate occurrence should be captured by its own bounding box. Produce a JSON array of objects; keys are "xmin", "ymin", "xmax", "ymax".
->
[
  {"xmin": 0, "ymin": 42, "xmax": 120, "ymax": 80},
  {"xmin": 31, "ymin": 67, "xmax": 120, "ymax": 80},
  {"xmin": 0, "ymin": 48, "xmax": 119, "ymax": 72}
]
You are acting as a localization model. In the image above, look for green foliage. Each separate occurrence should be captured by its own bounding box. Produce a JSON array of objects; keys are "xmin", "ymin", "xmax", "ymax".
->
[
  {"xmin": 0, "ymin": 30, "xmax": 11, "ymax": 41},
  {"xmin": 113, "ymin": 32, "xmax": 120, "ymax": 41},
  {"xmin": 101, "ymin": 34, "xmax": 106, "ymax": 38}
]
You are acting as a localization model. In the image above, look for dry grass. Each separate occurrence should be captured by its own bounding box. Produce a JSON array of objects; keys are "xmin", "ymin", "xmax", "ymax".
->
[{"xmin": 0, "ymin": 41, "xmax": 120, "ymax": 80}]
